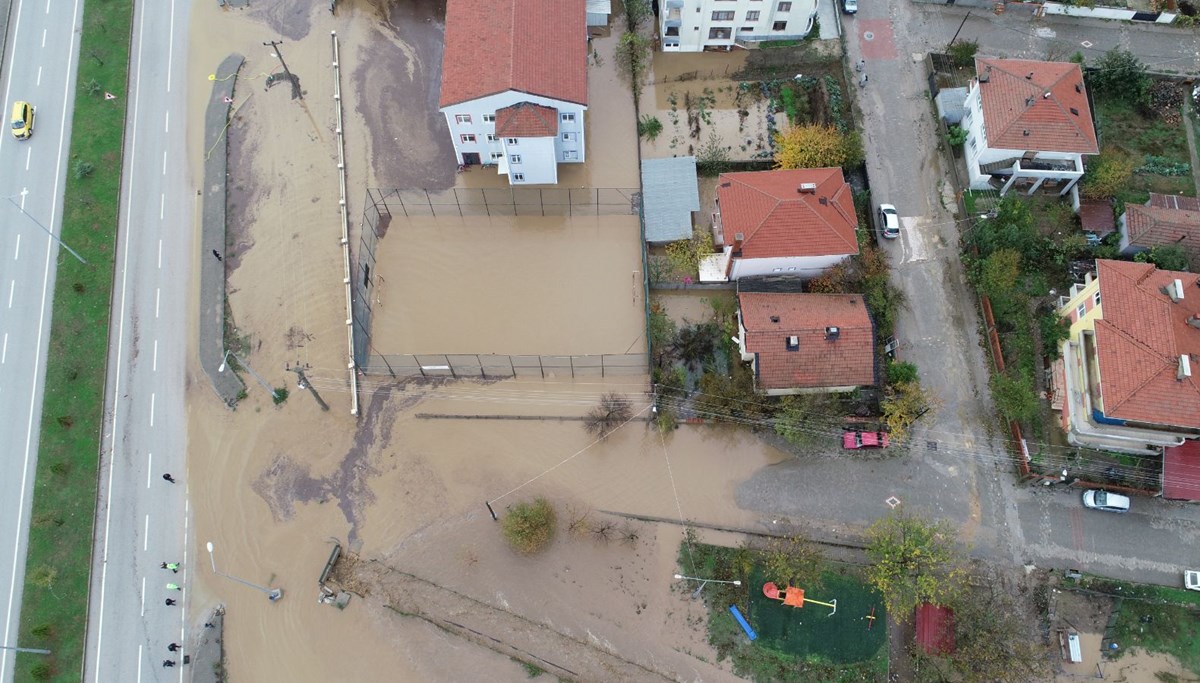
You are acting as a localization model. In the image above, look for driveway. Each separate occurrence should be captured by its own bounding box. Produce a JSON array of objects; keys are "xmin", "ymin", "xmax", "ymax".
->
[{"xmin": 737, "ymin": 1, "xmax": 1200, "ymax": 588}]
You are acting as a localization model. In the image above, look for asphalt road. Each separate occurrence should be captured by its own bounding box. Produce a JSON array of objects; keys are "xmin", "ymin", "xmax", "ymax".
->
[
  {"xmin": 82, "ymin": 1, "xmax": 193, "ymax": 680},
  {"xmin": 0, "ymin": 0, "xmax": 83, "ymax": 678},
  {"xmin": 739, "ymin": 3, "xmax": 1200, "ymax": 588}
]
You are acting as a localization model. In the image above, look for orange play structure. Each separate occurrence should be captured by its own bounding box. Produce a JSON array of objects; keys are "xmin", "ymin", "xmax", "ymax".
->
[{"xmin": 763, "ymin": 582, "xmax": 838, "ymax": 615}]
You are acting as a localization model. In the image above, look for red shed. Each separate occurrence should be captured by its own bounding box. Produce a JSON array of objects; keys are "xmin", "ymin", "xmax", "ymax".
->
[{"xmin": 914, "ymin": 603, "xmax": 955, "ymax": 655}]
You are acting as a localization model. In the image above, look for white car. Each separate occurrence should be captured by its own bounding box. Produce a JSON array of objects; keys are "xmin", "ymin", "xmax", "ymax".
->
[
  {"xmin": 1082, "ymin": 489, "xmax": 1130, "ymax": 513},
  {"xmin": 877, "ymin": 204, "xmax": 899, "ymax": 239}
]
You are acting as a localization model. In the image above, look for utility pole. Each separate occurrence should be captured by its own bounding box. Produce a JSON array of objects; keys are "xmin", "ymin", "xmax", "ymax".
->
[
  {"xmin": 288, "ymin": 362, "xmax": 330, "ymax": 411},
  {"xmin": 948, "ymin": 11, "xmax": 972, "ymax": 48},
  {"xmin": 263, "ymin": 40, "xmax": 302, "ymax": 100}
]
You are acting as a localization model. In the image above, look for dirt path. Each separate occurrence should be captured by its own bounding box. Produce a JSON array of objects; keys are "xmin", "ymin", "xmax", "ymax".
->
[{"xmin": 341, "ymin": 555, "xmax": 681, "ymax": 683}]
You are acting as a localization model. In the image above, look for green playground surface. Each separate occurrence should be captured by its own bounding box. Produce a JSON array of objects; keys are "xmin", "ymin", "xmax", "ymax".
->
[{"xmin": 746, "ymin": 566, "xmax": 888, "ymax": 663}]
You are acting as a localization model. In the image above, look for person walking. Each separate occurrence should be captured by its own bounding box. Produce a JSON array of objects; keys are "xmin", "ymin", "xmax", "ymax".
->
[
  {"xmin": 212, "ymin": 249, "xmax": 223, "ymax": 262},
  {"xmin": 167, "ymin": 643, "xmax": 180, "ymax": 652},
  {"xmin": 166, "ymin": 583, "xmax": 181, "ymax": 591},
  {"xmin": 163, "ymin": 660, "xmax": 176, "ymax": 668},
  {"xmin": 162, "ymin": 473, "xmax": 176, "ymax": 483},
  {"xmin": 164, "ymin": 598, "xmax": 177, "ymax": 606},
  {"xmin": 161, "ymin": 562, "xmax": 179, "ymax": 573}
]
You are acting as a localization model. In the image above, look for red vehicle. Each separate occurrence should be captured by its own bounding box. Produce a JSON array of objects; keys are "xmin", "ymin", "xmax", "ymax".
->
[{"xmin": 843, "ymin": 430, "xmax": 889, "ymax": 449}]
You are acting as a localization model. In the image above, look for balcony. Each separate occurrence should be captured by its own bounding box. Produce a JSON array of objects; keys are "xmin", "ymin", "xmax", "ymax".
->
[
  {"xmin": 663, "ymin": 6, "xmax": 682, "ymax": 27},
  {"xmin": 665, "ymin": 0, "xmax": 683, "ymax": 7}
]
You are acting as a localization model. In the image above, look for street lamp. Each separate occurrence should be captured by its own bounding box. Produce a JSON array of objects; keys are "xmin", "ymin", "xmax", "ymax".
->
[
  {"xmin": 205, "ymin": 541, "xmax": 283, "ymax": 602},
  {"xmin": 218, "ymin": 349, "xmax": 280, "ymax": 401},
  {"xmin": 674, "ymin": 573, "xmax": 742, "ymax": 599},
  {"xmin": 5, "ymin": 195, "xmax": 86, "ymax": 264}
]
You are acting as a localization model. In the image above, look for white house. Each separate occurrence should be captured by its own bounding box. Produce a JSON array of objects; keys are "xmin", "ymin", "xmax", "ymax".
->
[
  {"xmin": 439, "ymin": 0, "xmax": 588, "ymax": 185},
  {"xmin": 700, "ymin": 168, "xmax": 859, "ymax": 282},
  {"xmin": 660, "ymin": 0, "xmax": 818, "ymax": 52},
  {"xmin": 962, "ymin": 58, "xmax": 1098, "ymax": 196}
]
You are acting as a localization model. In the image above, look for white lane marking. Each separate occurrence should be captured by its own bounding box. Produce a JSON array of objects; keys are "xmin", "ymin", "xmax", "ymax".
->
[
  {"xmin": 140, "ymin": 577, "xmax": 145, "ymax": 617},
  {"xmin": 137, "ymin": 644, "xmax": 143, "ymax": 683},
  {"xmin": 146, "ymin": 453, "xmax": 152, "ymax": 488},
  {"xmin": 162, "ymin": 150, "xmax": 167, "ymax": 175},
  {"xmin": 153, "ymin": 340, "xmax": 158, "ymax": 372},
  {"xmin": 157, "ymin": 239, "xmax": 162, "ymax": 269},
  {"xmin": 2, "ymin": 334, "xmax": 7, "ymax": 364},
  {"xmin": 1, "ymin": 0, "xmax": 80, "ymax": 672},
  {"xmin": 155, "ymin": 288, "xmax": 160, "ymax": 318},
  {"xmin": 13, "ymin": 234, "xmax": 19, "ymax": 260},
  {"xmin": 25, "ymin": 147, "xmax": 31, "ymax": 171},
  {"xmin": 7, "ymin": 281, "xmax": 13, "ymax": 308},
  {"xmin": 143, "ymin": 515, "xmax": 149, "ymax": 551},
  {"xmin": 36, "ymin": 65, "xmax": 41, "ymax": 86},
  {"xmin": 41, "ymin": 28, "xmax": 45, "ymax": 47},
  {"xmin": 159, "ymin": 194, "xmax": 165, "ymax": 221},
  {"xmin": 900, "ymin": 215, "xmax": 930, "ymax": 265},
  {"xmin": 164, "ymin": 110, "xmax": 168, "ymax": 133},
  {"xmin": 149, "ymin": 393, "xmax": 155, "ymax": 427}
]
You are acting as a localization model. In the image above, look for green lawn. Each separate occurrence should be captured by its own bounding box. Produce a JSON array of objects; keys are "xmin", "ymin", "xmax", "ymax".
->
[
  {"xmin": 15, "ymin": 0, "xmax": 133, "ymax": 681},
  {"xmin": 1095, "ymin": 99, "xmax": 1196, "ymax": 198},
  {"xmin": 1112, "ymin": 600, "xmax": 1200, "ymax": 675}
]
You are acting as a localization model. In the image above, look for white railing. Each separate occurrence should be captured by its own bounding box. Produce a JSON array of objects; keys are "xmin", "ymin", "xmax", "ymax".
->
[{"xmin": 332, "ymin": 32, "xmax": 360, "ymax": 416}]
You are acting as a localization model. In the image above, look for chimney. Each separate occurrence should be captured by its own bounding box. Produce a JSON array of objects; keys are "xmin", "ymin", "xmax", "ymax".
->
[
  {"xmin": 1043, "ymin": 91, "xmax": 1051, "ymax": 99},
  {"xmin": 770, "ymin": 315, "xmax": 781, "ymax": 323},
  {"xmin": 1187, "ymin": 315, "xmax": 1200, "ymax": 330},
  {"xmin": 819, "ymin": 196, "xmax": 828, "ymax": 206},
  {"xmin": 798, "ymin": 183, "xmax": 818, "ymax": 193},
  {"xmin": 1179, "ymin": 354, "xmax": 1192, "ymax": 381},
  {"xmin": 1023, "ymin": 130, "xmax": 1030, "ymax": 136},
  {"xmin": 1026, "ymin": 72, "xmax": 1034, "ymax": 80},
  {"xmin": 826, "ymin": 326, "xmax": 840, "ymax": 340},
  {"xmin": 1025, "ymin": 96, "xmax": 1034, "ymax": 106},
  {"xmin": 1163, "ymin": 280, "xmax": 1185, "ymax": 302},
  {"xmin": 733, "ymin": 232, "xmax": 745, "ymax": 253}
]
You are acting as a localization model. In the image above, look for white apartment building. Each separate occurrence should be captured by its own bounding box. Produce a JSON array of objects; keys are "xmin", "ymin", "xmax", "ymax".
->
[{"xmin": 660, "ymin": 0, "xmax": 818, "ymax": 52}]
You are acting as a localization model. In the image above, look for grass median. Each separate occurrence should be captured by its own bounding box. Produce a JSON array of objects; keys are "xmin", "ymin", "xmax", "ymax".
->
[{"xmin": 14, "ymin": 0, "xmax": 133, "ymax": 680}]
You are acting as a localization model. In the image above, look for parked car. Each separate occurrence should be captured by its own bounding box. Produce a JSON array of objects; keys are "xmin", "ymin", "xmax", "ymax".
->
[
  {"xmin": 843, "ymin": 430, "xmax": 888, "ymax": 449},
  {"xmin": 843, "ymin": 0, "xmax": 858, "ymax": 13},
  {"xmin": 10, "ymin": 100, "xmax": 34, "ymax": 140},
  {"xmin": 877, "ymin": 203, "xmax": 899, "ymax": 239},
  {"xmin": 1082, "ymin": 489, "xmax": 1130, "ymax": 513}
]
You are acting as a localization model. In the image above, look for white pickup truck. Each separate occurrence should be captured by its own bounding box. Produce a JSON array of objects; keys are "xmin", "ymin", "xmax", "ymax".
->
[{"xmin": 1185, "ymin": 570, "xmax": 1200, "ymax": 591}]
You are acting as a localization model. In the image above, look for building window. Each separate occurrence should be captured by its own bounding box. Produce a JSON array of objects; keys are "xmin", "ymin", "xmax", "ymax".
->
[
  {"xmin": 513, "ymin": 173, "xmax": 525, "ymax": 182},
  {"xmin": 460, "ymin": 134, "xmax": 476, "ymax": 143},
  {"xmin": 777, "ymin": 1, "xmax": 792, "ymax": 9},
  {"xmin": 454, "ymin": 114, "xmax": 471, "ymax": 124},
  {"xmin": 709, "ymin": 27, "xmax": 732, "ymax": 39},
  {"xmin": 739, "ymin": 26, "xmax": 754, "ymax": 31},
  {"xmin": 510, "ymin": 154, "xmax": 522, "ymax": 164},
  {"xmin": 564, "ymin": 150, "xmax": 578, "ymax": 160},
  {"xmin": 786, "ymin": 336, "xmax": 799, "ymax": 351},
  {"xmin": 482, "ymin": 114, "xmax": 495, "ymax": 123},
  {"xmin": 561, "ymin": 113, "xmax": 575, "ymax": 122},
  {"xmin": 1077, "ymin": 304, "xmax": 1086, "ymax": 320},
  {"xmin": 490, "ymin": 152, "xmax": 504, "ymax": 160},
  {"xmin": 563, "ymin": 132, "xmax": 577, "ymax": 142},
  {"xmin": 487, "ymin": 134, "xmax": 499, "ymax": 142},
  {"xmin": 746, "ymin": 10, "xmax": 761, "ymax": 19},
  {"xmin": 712, "ymin": 10, "xmax": 734, "ymax": 20},
  {"xmin": 506, "ymin": 138, "xmax": 519, "ymax": 145},
  {"xmin": 1093, "ymin": 291, "xmax": 1101, "ymax": 308},
  {"xmin": 772, "ymin": 20, "xmax": 787, "ymax": 30}
]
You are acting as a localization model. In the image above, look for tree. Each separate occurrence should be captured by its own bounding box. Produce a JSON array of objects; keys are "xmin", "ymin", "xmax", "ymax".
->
[
  {"xmin": 969, "ymin": 195, "xmax": 1038, "ymax": 257},
  {"xmin": 649, "ymin": 303, "xmax": 678, "ymax": 367},
  {"xmin": 623, "ymin": 0, "xmax": 651, "ymax": 30},
  {"xmin": 773, "ymin": 393, "xmax": 840, "ymax": 449},
  {"xmin": 665, "ymin": 229, "xmax": 714, "ymax": 278},
  {"xmin": 882, "ymin": 380, "xmax": 934, "ymax": 442},
  {"xmin": 1135, "ymin": 244, "xmax": 1191, "ymax": 271},
  {"xmin": 501, "ymin": 497, "xmax": 557, "ymax": 554},
  {"xmin": 974, "ymin": 248, "xmax": 1024, "ymax": 320},
  {"xmin": 886, "ymin": 361, "xmax": 919, "ymax": 386},
  {"xmin": 614, "ymin": 31, "xmax": 653, "ymax": 93},
  {"xmin": 1088, "ymin": 48, "xmax": 1150, "ymax": 107},
  {"xmin": 584, "ymin": 393, "xmax": 633, "ymax": 438},
  {"xmin": 1081, "ymin": 147, "xmax": 1135, "ymax": 199},
  {"xmin": 695, "ymin": 131, "xmax": 731, "ymax": 176},
  {"xmin": 774, "ymin": 124, "xmax": 862, "ymax": 170},
  {"xmin": 988, "ymin": 371, "xmax": 1039, "ymax": 423},
  {"xmin": 674, "ymin": 323, "xmax": 719, "ymax": 369},
  {"xmin": 865, "ymin": 512, "xmax": 964, "ymax": 621},
  {"xmin": 761, "ymin": 535, "xmax": 825, "ymax": 589},
  {"xmin": 946, "ymin": 39, "xmax": 979, "ymax": 68}
]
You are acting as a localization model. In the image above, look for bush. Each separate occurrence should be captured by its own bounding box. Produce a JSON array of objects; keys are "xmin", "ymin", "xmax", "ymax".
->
[
  {"xmin": 989, "ymin": 371, "xmax": 1039, "ymax": 423},
  {"xmin": 1088, "ymin": 49, "xmax": 1150, "ymax": 107},
  {"xmin": 696, "ymin": 131, "xmax": 731, "ymax": 176},
  {"xmin": 74, "ymin": 160, "xmax": 95, "ymax": 179},
  {"xmin": 583, "ymin": 393, "xmax": 633, "ymax": 438},
  {"xmin": 774, "ymin": 124, "xmax": 862, "ymax": 170},
  {"xmin": 946, "ymin": 125, "xmax": 967, "ymax": 147},
  {"xmin": 501, "ymin": 498, "xmax": 557, "ymax": 554},
  {"xmin": 614, "ymin": 32, "xmax": 653, "ymax": 93},
  {"xmin": 1135, "ymin": 244, "xmax": 1191, "ymax": 271},
  {"xmin": 637, "ymin": 114, "xmax": 663, "ymax": 141},
  {"xmin": 886, "ymin": 361, "xmax": 919, "ymax": 386},
  {"xmin": 1082, "ymin": 148, "xmax": 1136, "ymax": 199},
  {"xmin": 946, "ymin": 39, "xmax": 979, "ymax": 67}
]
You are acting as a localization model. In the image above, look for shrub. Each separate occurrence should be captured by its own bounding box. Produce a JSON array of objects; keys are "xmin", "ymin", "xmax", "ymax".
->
[
  {"xmin": 1135, "ymin": 244, "xmax": 1191, "ymax": 271},
  {"xmin": 946, "ymin": 125, "xmax": 967, "ymax": 147},
  {"xmin": 74, "ymin": 160, "xmax": 95, "ymax": 179},
  {"xmin": 774, "ymin": 124, "xmax": 862, "ymax": 170},
  {"xmin": 1082, "ymin": 148, "xmax": 1136, "ymax": 199},
  {"xmin": 1088, "ymin": 49, "xmax": 1150, "ymax": 107},
  {"xmin": 696, "ymin": 131, "xmax": 731, "ymax": 176},
  {"xmin": 637, "ymin": 114, "xmax": 663, "ymax": 141},
  {"xmin": 946, "ymin": 39, "xmax": 979, "ymax": 67},
  {"xmin": 886, "ymin": 361, "xmax": 919, "ymax": 386},
  {"xmin": 989, "ymin": 371, "xmax": 1039, "ymax": 423},
  {"xmin": 614, "ymin": 32, "xmax": 653, "ymax": 93},
  {"xmin": 501, "ymin": 498, "xmax": 557, "ymax": 554}
]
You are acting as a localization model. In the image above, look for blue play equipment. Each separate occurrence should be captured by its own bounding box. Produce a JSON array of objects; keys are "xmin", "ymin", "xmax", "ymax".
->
[{"xmin": 729, "ymin": 605, "xmax": 757, "ymax": 641}]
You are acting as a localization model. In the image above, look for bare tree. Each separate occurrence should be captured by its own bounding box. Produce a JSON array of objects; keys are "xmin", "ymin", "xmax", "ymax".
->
[{"xmin": 584, "ymin": 393, "xmax": 633, "ymax": 438}]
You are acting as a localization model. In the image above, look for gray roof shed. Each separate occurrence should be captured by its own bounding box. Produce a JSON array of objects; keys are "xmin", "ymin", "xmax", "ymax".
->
[{"xmin": 641, "ymin": 156, "xmax": 700, "ymax": 243}]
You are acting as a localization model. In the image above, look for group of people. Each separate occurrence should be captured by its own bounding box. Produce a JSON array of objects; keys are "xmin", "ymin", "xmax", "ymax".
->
[{"xmin": 161, "ymin": 561, "xmax": 183, "ymax": 667}]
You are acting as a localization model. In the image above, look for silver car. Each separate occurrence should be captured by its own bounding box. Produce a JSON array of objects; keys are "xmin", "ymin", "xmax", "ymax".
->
[
  {"xmin": 1082, "ymin": 489, "xmax": 1130, "ymax": 513},
  {"xmin": 877, "ymin": 204, "xmax": 899, "ymax": 239}
]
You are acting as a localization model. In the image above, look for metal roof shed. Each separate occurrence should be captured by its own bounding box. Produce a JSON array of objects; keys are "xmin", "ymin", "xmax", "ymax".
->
[{"xmin": 641, "ymin": 156, "xmax": 700, "ymax": 244}]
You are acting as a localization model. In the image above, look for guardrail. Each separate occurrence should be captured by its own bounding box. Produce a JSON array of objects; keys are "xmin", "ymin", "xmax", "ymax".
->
[{"xmin": 331, "ymin": 32, "xmax": 360, "ymax": 416}]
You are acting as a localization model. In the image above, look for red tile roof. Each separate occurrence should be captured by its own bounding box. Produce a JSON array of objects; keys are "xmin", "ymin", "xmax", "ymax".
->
[
  {"xmin": 915, "ymin": 604, "xmax": 955, "ymax": 655},
  {"xmin": 739, "ymin": 292, "xmax": 875, "ymax": 391},
  {"xmin": 1093, "ymin": 260, "xmax": 1200, "ymax": 428},
  {"xmin": 439, "ymin": 0, "xmax": 588, "ymax": 108},
  {"xmin": 974, "ymin": 58, "xmax": 1098, "ymax": 155},
  {"xmin": 1079, "ymin": 199, "xmax": 1115, "ymax": 236},
  {"xmin": 717, "ymin": 169, "xmax": 859, "ymax": 260},
  {"xmin": 1125, "ymin": 203, "xmax": 1200, "ymax": 258},
  {"xmin": 496, "ymin": 103, "xmax": 559, "ymax": 137},
  {"xmin": 1164, "ymin": 440, "xmax": 1200, "ymax": 501},
  {"xmin": 1150, "ymin": 193, "xmax": 1200, "ymax": 212}
]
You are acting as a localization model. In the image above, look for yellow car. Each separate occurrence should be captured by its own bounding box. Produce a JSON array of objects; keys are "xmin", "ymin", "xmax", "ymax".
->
[{"xmin": 10, "ymin": 101, "xmax": 34, "ymax": 140}]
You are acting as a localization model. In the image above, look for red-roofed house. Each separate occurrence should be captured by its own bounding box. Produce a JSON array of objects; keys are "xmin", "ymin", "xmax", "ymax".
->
[
  {"xmin": 439, "ymin": 0, "xmax": 588, "ymax": 185},
  {"xmin": 963, "ymin": 58, "xmax": 1098, "ymax": 196},
  {"xmin": 701, "ymin": 169, "xmax": 859, "ymax": 282},
  {"xmin": 736, "ymin": 292, "xmax": 877, "ymax": 395},
  {"xmin": 1118, "ymin": 194, "xmax": 1200, "ymax": 266},
  {"xmin": 1056, "ymin": 260, "xmax": 1200, "ymax": 455}
]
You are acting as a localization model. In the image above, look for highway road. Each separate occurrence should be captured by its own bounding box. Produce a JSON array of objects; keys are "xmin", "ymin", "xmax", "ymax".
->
[
  {"xmin": 82, "ymin": 0, "xmax": 193, "ymax": 680},
  {"xmin": 0, "ymin": 0, "xmax": 83, "ymax": 678}
]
